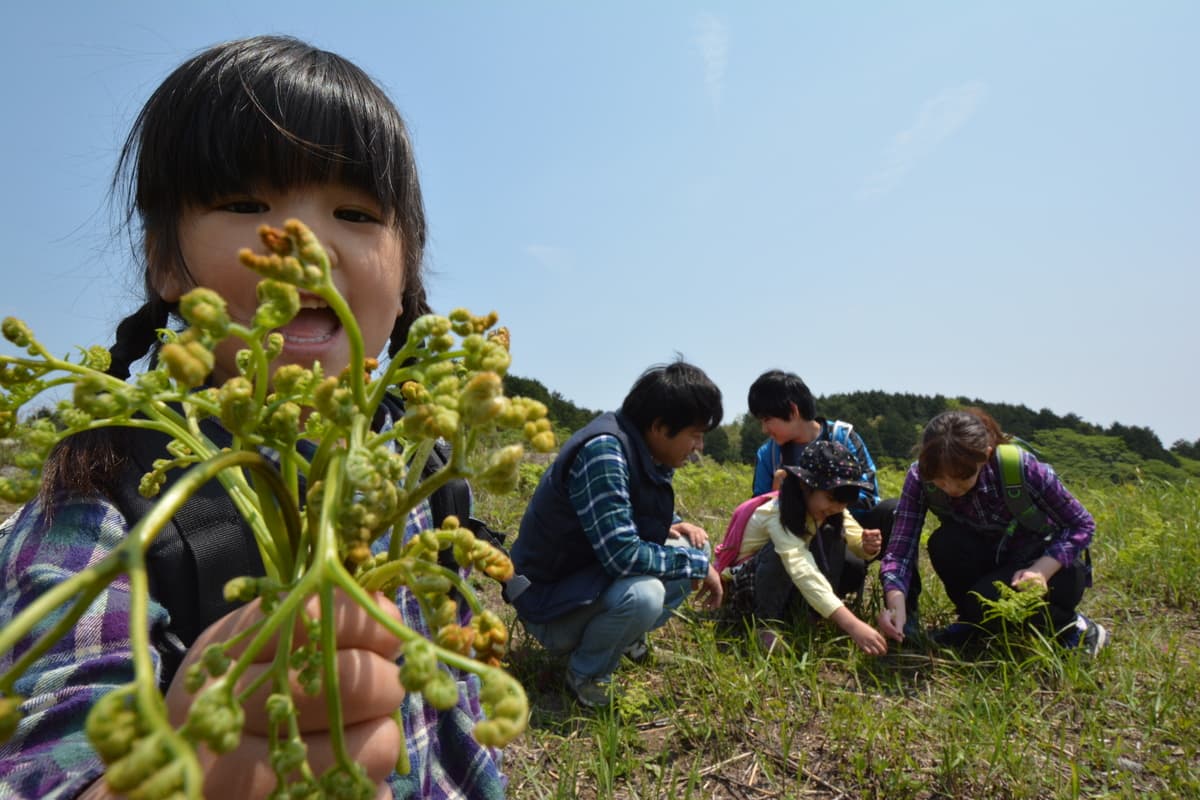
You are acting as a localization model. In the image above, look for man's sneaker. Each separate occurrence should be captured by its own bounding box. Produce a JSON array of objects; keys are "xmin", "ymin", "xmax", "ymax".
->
[
  {"xmin": 1068, "ymin": 614, "xmax": 1109, "ymax": 656},
  {"xmin": 565, "ymin": 670, "xmax": 611, "ymax": 709},
  {"xmin": 622, "ymin": 635, "xmax": 651, "ymax": 664}
]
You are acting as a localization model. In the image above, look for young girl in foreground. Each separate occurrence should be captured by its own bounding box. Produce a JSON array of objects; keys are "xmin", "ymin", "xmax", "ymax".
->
[
  {"xmin": 877, "ymin": 408, "xmax": 1106, "ymax": 653},
  {"xmin": 720, "ymin": 441, "xmax": 888, "ymax": 656},
  {"xmin": 0, "ymin": 36, "xmax": 505, "ymax": 799}
]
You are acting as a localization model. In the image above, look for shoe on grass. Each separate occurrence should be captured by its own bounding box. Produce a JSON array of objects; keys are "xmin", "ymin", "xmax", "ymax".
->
[
  {"xmin": 902, "ymin": 613, "xmax": 923, "ymax": 644},
  {"xmin": 929, "ymin": 620, "xmax": 979, "ymax": 649},
  {"xmin": 565, "ymin": 670, "xmax": 612, "ymax": 709},
  {"xmin": 755, "ymin": 627, "xmax": 782, "ymax": 655},
  {"xmin": 1064, "ymin": 613, "xmax": 1109, "ymax": 656},
  {"xmin": 622, "ymin": 634, "xmax": 651, "ymax": 664}
]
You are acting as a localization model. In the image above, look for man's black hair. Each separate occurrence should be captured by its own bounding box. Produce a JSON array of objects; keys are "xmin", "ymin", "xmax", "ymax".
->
[
  {"xmin": 620, "ymin": 359, "xmax": 723, "ymax": 437},
  {"xmin": 747, "ymin": 370, "xmax": 815, "ymax": 421}
]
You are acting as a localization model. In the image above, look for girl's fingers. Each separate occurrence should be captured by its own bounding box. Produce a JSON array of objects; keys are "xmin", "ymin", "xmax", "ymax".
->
[
  {"xmin": 200, "ymin": 716, "xmax": 403, "ymax": 799},
  {"xmin": 191, "ymin": 590, "xmax": 404, "ymax": 664},
  {"xmin": 169, "ymin": 591, "xmax": 406, "ymax": 728},
  {"xmin": 240, "ymin": 647, "xmax": 406, "ymax": 733}
]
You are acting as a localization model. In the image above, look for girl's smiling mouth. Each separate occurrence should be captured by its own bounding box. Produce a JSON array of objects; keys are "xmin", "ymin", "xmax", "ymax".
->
[{"xmin": 277, "ymin": 294, "xmax": 340, "ymax": 344}]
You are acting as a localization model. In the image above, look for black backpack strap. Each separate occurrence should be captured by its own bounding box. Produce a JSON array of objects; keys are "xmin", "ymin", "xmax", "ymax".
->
[
  {"xmin": 110, "ymin": 423, "xmax": 264, "ymax": 687},
  {"xmin": 425, "ymin": 439, "xmax": 473, "ymax": 527},
  {"xmin": 418, "ymin": 433, "xmax": 508, "ymax": 531}
]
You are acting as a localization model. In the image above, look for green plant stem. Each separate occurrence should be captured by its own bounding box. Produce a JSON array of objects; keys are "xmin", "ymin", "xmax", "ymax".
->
[
  {"xmin": 321, "ymin": 288, "xmax": 367, "ymax": 410},
  {"xmin": 318, "ymin": 583, "xmax": 356, "ymax": 776},
  {"xmin": 359, "ymin": 559, "xmax": 486, "ymax": 618},
  {"xmin": 124, "ymin": 536, "xmax": 206, "ymax": 796},
  {"xmin": 308, "ymin": 442, "xmax": 362, "ymax": 779},
  {"xmin": 332, "ymin": 566, "xmax": 492, "ymax": 680},
  {"xmin": 387, "ymin": 466, "xmax": 455, "ymax": 562}
]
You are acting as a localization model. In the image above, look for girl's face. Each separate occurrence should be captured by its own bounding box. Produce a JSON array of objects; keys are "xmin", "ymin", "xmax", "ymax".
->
[
  {"xmin": 805, "ymin": 488, "xmax": 847, "ymax": 525},
  {"xmin": 931, "ymin": 462, "xmax": 986, "ymax": 498},
  {"xmin": 164, "ymin": 184, "xmax": 405, "ymax": 383}
]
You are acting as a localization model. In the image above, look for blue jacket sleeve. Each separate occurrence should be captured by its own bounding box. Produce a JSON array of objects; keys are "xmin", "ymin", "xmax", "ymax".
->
[{"xmin": 752, "ymin": 439, "xmax": 778, "ymax": 496}]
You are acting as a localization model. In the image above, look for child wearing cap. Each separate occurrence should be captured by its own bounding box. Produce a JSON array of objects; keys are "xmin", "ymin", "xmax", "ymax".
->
[{"xmin": 722, "ymin": 440, "xmax": 889, "ymax": 655}]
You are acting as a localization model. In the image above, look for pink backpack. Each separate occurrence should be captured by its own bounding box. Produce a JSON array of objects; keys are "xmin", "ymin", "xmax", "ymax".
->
[{"xmin": 712, "ymin": 491, "xmax": 778, "ymax": 573}]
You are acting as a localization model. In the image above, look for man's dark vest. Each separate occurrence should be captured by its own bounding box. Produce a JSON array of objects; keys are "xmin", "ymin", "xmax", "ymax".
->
[
  {"xmin": 509, "ymin": 411, "xmax": 675, "ymax": 623},
  {"xmin": 106, "ymin": 398, "xmax": 477, "ymax": 686}
]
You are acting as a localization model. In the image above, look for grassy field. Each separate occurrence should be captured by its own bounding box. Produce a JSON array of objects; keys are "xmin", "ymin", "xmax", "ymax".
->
[
  {"xmin": 474, "ymin": 460, "xmax": 1200, "ymax": 800},
  {"xmin": 2, "ymin": 460, "xmax": 1195, "ymax": 799}
]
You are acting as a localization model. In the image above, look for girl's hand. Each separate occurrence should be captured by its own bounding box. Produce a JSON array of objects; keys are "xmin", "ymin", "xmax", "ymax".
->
[
  {"xmin": 830, "ymin": 606, "xmax": 887, "ymax": 655},
  {"xmin": 860, "ymin": 528, "xmax": 882, "ymax": 559},
  {"xmin": 848, "ymin": 619, "xmax": 888, "ymax": 656},
  {"xmin": 164, "ymin": 590, "xmax": 406, "ymax": 800},
  {"xmin": 877, "ymin": 590, "xmax": 907, "ymax": 643},
  {"xmin": 669, "ymin": 521, "xmax": 709, "ymax": 549}
]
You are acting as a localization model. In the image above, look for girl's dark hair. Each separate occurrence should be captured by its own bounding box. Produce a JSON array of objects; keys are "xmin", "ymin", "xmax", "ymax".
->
[
  {"xmin": 45, "ymin": 35, "xmax": 427, "ymax": 503},
  {"xmin": 776, "ymin": 470, "xmax": 858, "ymax": 535},
  {"xmin": 917, "ymin": 407, "xmax": 1010, "ymax": 480},
  {"xmin": 109, "ymin": 34, "xmax": 428, "ymax": 378},
  {"xmin": 777, "ymin": 472, "xmax": 809, "ymax": 534},
  {"xmin": 620, "ymin": 359, "xmax": 723, "ymax": 436}
]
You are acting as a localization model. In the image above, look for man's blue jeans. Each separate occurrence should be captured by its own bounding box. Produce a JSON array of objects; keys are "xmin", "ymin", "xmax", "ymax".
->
[{"xmin": 522, "ymin": 540, "xmax": 695, "ymax": 682}]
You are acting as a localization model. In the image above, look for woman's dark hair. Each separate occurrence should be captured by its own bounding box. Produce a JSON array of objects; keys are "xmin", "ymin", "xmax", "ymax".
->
[
  {"xmin": 620, "ymin": 358, "xmax": 723, "ymax": 436},
  {"xmin": 109, "ymin": 34, "xmax": 428, "ymax": 379},
  {"xmin": 747, "ymin": 370, "xmax": 815, "ymax": 421},
  {"xmin": 917, "ymin": 407, "xmax": 1010, "ymax": 480},
  {"xmin": 45, "ymin": 35, "xmax": 427, "ymax": 502}
]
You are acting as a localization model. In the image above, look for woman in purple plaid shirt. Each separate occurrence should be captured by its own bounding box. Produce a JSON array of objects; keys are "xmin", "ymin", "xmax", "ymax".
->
[
  {"xmin": 0, "ymin": 36, "xmax": 505, "ymax": 799},
  {"xmin": 876, "ymin": 408, "xmax": 1107, "ymax": 655}
]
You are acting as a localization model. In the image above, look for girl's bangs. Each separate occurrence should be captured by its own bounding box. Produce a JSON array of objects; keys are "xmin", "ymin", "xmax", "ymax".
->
[{"xmin": 168, "ymin": 56, "xmax": 408, "ymax": 219}]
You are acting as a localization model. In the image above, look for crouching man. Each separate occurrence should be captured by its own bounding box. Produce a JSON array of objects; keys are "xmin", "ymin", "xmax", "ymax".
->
[{"xmin": 508, "ymin": 359, "xmax": 725, "ymax": 707}]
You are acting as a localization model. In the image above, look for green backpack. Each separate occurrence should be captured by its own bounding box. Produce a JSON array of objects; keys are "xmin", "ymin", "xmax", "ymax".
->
[{"xmin": 994, "ymin": 442, "xmax": 1055, "ymax": 537}]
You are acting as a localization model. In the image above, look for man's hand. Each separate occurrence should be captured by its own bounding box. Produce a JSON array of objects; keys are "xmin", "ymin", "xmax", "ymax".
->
[
  {"xmin": 670, "ymin": 521, "xmax": 709, "ymax": 549},
  {"xmin": 771, "ymin": 469, "xmax": 786, "ymax": 492},
  {"xmin": 692, "ymin": 564, "xmax": 724, "ymax": 609}
]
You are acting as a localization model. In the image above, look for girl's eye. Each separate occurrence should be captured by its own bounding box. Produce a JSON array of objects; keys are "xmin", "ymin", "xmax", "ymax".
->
[
  {"xmin": 220, "ymin": 200, "xmax": 268, "ymax": 214},
  {"xmin": 335, "ymin": 207, "xmax": 382, "ymax": 224}
]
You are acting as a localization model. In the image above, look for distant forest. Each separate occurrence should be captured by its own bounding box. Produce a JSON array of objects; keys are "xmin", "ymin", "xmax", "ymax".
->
[{"xmin": 504, "ymin": 375, "xmax": 1200, "ymax": 485}]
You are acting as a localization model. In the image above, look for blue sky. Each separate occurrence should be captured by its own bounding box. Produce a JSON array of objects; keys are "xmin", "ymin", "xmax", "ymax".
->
[{"xmin": 2, "ymin": 2, "xmax": 1197, "ymax": 446}]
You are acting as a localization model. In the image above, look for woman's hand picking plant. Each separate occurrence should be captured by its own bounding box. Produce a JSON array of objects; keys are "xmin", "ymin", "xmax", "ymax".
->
[{"xmin": 0, "ymin": 219, "xmax": 552, "ymax": 799}]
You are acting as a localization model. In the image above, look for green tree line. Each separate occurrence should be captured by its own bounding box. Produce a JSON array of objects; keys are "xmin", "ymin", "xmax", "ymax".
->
[{"xmin": 505, "ymin": 375, "xmax": 1200, "ymax": 485}]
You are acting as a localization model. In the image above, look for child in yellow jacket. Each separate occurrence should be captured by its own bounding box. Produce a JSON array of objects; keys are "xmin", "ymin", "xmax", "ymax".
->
[{"xmin": 723, "ymin": 441, "xmax": 887, "ymax": 654}]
